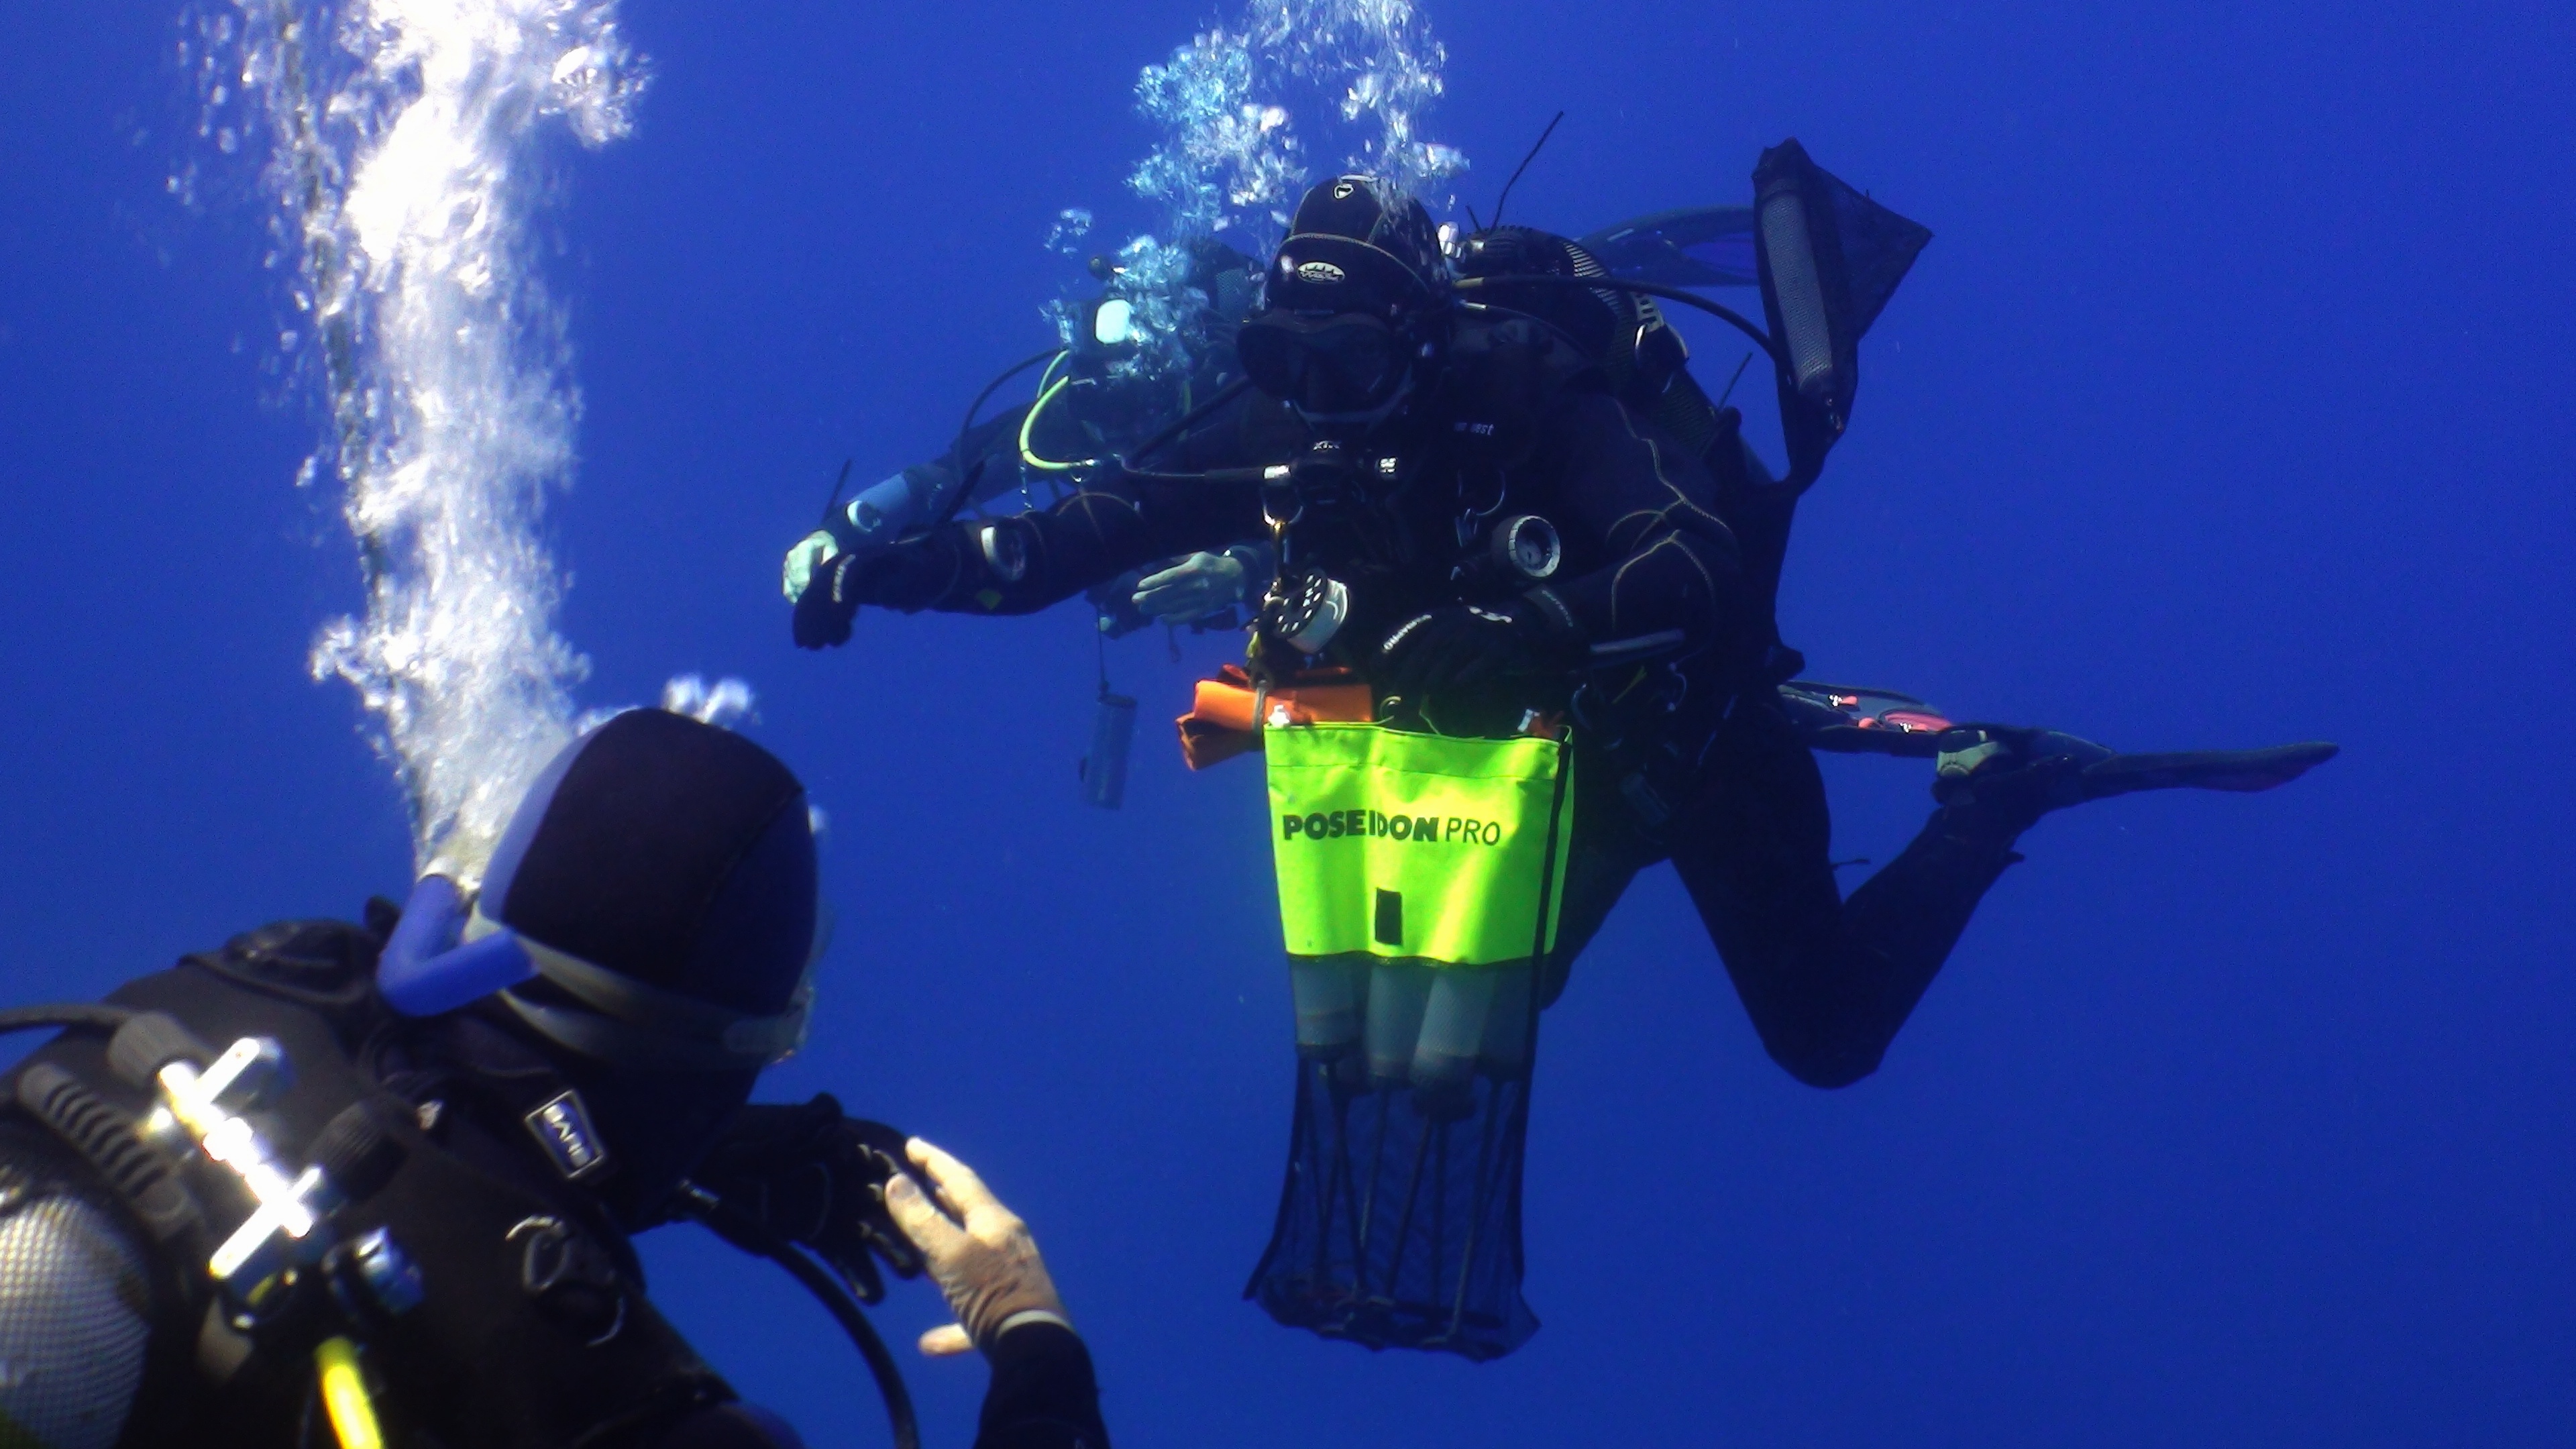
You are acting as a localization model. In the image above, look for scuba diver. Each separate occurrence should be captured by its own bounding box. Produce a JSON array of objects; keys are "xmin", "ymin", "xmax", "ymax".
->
[
  {"xmin": 784, "ymin": 238, "xmax": 1273, "ymax": 642},
  {"xmin": 790, "ymin": 156, "xmax": 2334, "ymax": 1359},
  {"xmin": 0, "ymin": 707, "xmax": 1108, "ymax": 1449}
]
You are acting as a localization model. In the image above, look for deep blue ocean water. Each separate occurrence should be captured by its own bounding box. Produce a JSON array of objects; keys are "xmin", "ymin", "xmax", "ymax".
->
[{"xmin": 3, "ymin": 2, "xmax": 2571, "ymax": 1444}]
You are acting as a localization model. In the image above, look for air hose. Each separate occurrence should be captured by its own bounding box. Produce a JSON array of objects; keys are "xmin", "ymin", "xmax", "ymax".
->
[
  {"xmin": 1124, "ymin": 375, "xmax": 1254, "ymax": 468},
  {"xmin": 0, "ymin": 1004, "xmax": 136, "ymax": 1037},
  {"xmin": 930, "ymin": 348, "xmax": 1067, "ymax": 531},
  {"xmin": 1019, "ymin": 373, "xmax": 1095, "ymax": 473},
  {"xmin": 678, "ymin": 1185, "xmax": 920, "ymax": 1449}
]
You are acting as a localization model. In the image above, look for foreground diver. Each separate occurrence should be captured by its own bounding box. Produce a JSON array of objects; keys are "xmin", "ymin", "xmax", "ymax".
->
[
  {"xmin": 0, "ymin": 708, "xmax": 1107, "ymax": 1448},
  {"xmin": 794, "ymin": 161, "xmax": 2332, "ymax": 1357}
]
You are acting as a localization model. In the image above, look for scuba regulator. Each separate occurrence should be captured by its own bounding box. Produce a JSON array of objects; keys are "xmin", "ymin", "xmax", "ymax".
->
[{"xmin": 1250, "ymin": 439, "xmax": 1393, "ymax": 666}]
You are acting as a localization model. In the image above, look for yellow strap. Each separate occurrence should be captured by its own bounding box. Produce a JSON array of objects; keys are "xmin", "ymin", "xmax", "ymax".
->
[{"xmin": 315, "ymin": 1336, "xmax": 386, "ymax": 1449}]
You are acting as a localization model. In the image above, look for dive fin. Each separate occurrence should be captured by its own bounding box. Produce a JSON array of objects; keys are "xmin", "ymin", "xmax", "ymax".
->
[
  {"xmin": 1752, "ymin": 139, "xmax": 1933, "ymax": 484},
  {"xmin": 1936, "ymin": 726, "xmax": 2339, "ymax": 814},
  {"xmin": 2072, "ymin": 741, "xmax": 2341, "ymax": 799},
  {"xmin": 1784, "ymin": 686, "xmax": 2345, "ymax": 804},
  {"xmin": 1780, "ymin": 680, "xmax": 1956, "ymax": 758},
  {"xmin": 1577, "ymin": 205, "xmax": 1759, "ymax": 289}
]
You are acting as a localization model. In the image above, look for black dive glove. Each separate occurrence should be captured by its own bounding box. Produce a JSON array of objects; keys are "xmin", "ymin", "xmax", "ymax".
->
[
  {"xmin": 788, "ymin": 543, "xmax": 902, "ymax": 644},
  {"xmin": 688, "ymin": 1093, "xmax": 927, "ymax": 1301},
  {"xmin": 791, "ymin": 533, "xmax": 971, "ymax": 650},
  {"xmin": 1376, "ymin": 593, "xmax": 1586, "ymax": 700},
  {"xmin": 792, "ymin": 553, "xmax": 869, "ymax": 649}
]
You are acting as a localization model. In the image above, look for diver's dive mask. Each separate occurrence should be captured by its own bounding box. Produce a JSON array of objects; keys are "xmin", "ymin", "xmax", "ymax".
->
[
  {"xmin": 1236, "ymin": 311, "xmax": 1415, "ymax": 421},
  {"xmin": 373, "ymin": 708, "xmax": 825, "ymax": 1073},
  {"xmin": 376, "ymin": 874, "xmax": 822, "ymax": 1072}
]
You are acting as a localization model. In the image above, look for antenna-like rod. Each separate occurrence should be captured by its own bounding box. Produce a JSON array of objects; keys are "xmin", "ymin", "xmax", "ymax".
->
[
  {"xmin": 818, "ymin": 458, "xmax": 853, "ymax": 523},
  {"xmin": 1489, "ymin": 111, "xmax": 1566, "ymax": 231}
]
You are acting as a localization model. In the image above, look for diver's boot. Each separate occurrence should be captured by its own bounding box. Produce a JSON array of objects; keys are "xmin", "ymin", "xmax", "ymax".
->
[
  {"xmin": 1817, "ymin": 728, "xmax": 2335, "ymax": 1080},
  {"xmin": 1931, "ymin": 727, "xmax": 2109, "ymax": 839},
  {"xmin": 1810, "ymin": 735, "xmax": 2083, "ymax": 1079},
  {"xmin": 1933, "ymin": 724, "xmax": 2340, "ymax": 835}
]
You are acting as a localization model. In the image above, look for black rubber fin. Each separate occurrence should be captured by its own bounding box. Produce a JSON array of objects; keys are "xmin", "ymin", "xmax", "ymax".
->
[
  {"xmin": 2075, "ymin": 741, "xmax": 2340, "ymax": 800},
  {"xmin": 1577, "ymin": 205, "xmax": 1759, "ymax": 288},
  {"xmin": 1780, "ymin": 680, "xmax": 1955, "ymax": 758}
]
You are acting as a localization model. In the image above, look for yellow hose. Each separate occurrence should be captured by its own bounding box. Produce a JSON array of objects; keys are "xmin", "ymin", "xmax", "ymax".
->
[
  {"xmin": 315, "ymin": 1336, "xmax": 386, "ymax": 1449},
  {"xmin": 1018, "ymin": 374, "xmax": 1099, "ymax": 473}
]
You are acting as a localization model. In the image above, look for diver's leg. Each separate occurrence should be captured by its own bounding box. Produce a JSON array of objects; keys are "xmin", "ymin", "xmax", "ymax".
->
[
  {"xmin": 1668, "ymin": 698, "xmax": 2029, "ymax": 1087},
  {"xmin": 1663, "ymin": 700, "xmax": 1868, "ymax": 1084},
  {"xmin": 1535, "ymin": 747, "xmax": 1660, "ymax": 1007}
]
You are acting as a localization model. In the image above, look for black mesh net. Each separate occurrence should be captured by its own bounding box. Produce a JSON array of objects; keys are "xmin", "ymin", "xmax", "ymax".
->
[
  {"xmin": 1815, "ymin": 164, "xmax": 1931, "ymax": 343},
  {"xmin": 1246, "ymin": 958, "xmax": 1540, "ymax": 1360}
]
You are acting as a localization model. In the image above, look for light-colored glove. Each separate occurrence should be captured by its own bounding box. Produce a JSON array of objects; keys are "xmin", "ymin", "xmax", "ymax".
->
[
  {"xmin": 881, "ymin": 1137, "xmax": 1068, "ymax": 1358},
  {"xmin": 784, "ymin": 529, "xmax": 839, "ymax": 602},
  {"xmin": 1131, "ymin": 549, "xmax": 1249, "ymax": 621}
]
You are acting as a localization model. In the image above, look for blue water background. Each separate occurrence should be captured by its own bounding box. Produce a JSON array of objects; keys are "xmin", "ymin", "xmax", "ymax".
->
[{"xmin": 4, "ymin": 2, "xmax": 2571, "ymax": 1444}]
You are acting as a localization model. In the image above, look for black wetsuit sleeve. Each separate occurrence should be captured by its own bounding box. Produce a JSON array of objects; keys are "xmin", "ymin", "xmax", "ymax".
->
[
  {"xmin": 1523, "ymin": 390, "xmax": 1743, "ymax": 651},
  {"xmin": 977, "ymin": 1321, "xmax": 1110, "ymax": 1449},
  {"xmin": 857, "ymin": 398, "xmax": 1273, "ymax": 617}
]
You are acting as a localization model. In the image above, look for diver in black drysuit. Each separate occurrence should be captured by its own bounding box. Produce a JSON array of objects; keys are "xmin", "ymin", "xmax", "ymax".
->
[
  {"xmin": 784, "ymin": 239, "xmax": 1271, "ymax": 637},
  {"xmin": 794, "ymin": 174, "xmax": 2226, "ymax": 1089},
  {"xmin": 0, "ymin": 709, "xmax": 1107, "ymax": 1448}
]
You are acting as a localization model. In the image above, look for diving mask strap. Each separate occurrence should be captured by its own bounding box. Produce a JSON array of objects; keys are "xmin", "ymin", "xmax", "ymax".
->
[
  {"xmin": 372, "ymin": 874, "xmax": 812, "ymax": 1069},
  {"xmin": 470, "ymin": 906, "xmax": 814, "ymax": 1071}
]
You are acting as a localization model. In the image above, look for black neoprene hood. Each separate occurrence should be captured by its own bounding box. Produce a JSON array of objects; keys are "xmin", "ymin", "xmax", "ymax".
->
[
  {"xmin": 1264, "ymin": 175, "xmax": 1449, "ymax": 320},
  {"xmin": 480, "ymin": 709, "xmax": 817, "ymax": 1018}
]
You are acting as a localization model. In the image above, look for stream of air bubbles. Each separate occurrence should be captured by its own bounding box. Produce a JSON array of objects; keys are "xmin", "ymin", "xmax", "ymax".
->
[
  {"xmin": 188, "ymin": 0, "xmax": 743, "ymax": 880},
  {"xmin": 1055, "ymin": 0, "xmax": 1467, "ymax": 378},
  {"xmin": 180, "ymin": 0, "xmax": 1456, "ymax": 871}
]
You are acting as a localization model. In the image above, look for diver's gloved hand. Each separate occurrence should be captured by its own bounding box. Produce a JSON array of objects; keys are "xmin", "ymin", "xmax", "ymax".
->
[
  {"xmin": 792, "ymin": 533, "xmax": 969, "ymax": 649},
  {"xmin": 783, "ymin": 530, "xmax": 839, "ymax": 604},
  {"xmin": 883, "ymin": 1136, "xmax": 1069, "ymax": 1358},
  {"xmin": 688, "ymin": 1094, "xmax": 927, "ymax": 1302},
  {"xmin": 792, "ymin": 551, "xmax": 870, "ymax": 649},
  {"xmin": 1132, "ymin": 548, "xmax": 1251, "ymax": 621},
  {"xmin": 1377, "ymin": 592, "xmax": 1585, "ymax": 699}
]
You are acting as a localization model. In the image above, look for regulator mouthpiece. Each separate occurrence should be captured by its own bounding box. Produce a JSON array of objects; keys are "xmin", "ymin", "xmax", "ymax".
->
[{"xmin": 376, "ymin": 874, "xmax": 537, "ymax": 1018}]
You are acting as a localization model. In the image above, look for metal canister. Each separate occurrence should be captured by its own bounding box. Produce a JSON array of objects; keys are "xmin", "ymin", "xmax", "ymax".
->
[
  {"xmin": 1080, "ymin": 692, "xmax": 1137, "ymax": 810},
  {"xmin": 1409, "ymin": 967, "xmax": 1499, "ymax": 1095},
  {"xmin": 1363, "ymin": 960, "xmax": 1435, "ymax": 1085}
]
